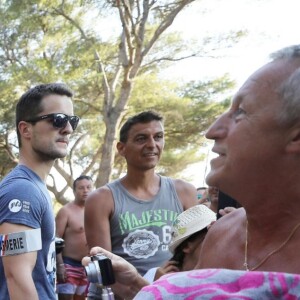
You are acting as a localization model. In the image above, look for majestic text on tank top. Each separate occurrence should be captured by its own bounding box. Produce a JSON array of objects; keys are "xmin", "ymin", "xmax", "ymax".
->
[{"xmin": 108, "ymin": 175, "xmax": 183, "ymax": 275}]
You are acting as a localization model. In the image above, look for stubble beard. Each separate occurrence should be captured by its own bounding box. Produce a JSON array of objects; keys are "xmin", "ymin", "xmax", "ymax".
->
[{"xmin": 33, "ymin": 145, "xmax": 67, "ymax": 162}]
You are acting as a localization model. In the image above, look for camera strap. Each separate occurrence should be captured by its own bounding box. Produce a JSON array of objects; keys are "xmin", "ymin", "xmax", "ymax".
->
[{"xmin": 0, "ymin": 228, "xmax": 42, "ymax": 256}]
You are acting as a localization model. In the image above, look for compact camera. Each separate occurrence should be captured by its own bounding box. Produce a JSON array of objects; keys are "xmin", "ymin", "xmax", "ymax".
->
[{"xmin": 84, "ymin": 254, "xmax": 115, "ymax": 286}]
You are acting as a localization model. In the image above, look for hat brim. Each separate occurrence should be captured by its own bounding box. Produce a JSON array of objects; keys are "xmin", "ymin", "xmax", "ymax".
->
[{"xmin": 168, "ymin": 205, "xmax": 216, "ymax": 253}]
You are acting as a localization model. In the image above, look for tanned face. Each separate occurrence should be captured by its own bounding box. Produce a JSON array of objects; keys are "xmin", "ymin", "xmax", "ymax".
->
[
  {"xmin": 205, "ymin": 60, "xmax": 294, "ymax": 197},
  {"xmin": 117, "ymin": 120, "xmax": 165, "ymax": 171}
]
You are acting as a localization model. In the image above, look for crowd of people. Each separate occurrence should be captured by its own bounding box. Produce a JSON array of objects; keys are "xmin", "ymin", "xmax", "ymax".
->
[{"xmin": 1, "ymin": 43, "xmax": 300, "ymax": 299}]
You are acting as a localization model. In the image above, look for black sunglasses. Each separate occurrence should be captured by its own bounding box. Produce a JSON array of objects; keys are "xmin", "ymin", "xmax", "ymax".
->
[{"xmin": 26, "ymin": 113, "xmax": 80, "ymax": 130}]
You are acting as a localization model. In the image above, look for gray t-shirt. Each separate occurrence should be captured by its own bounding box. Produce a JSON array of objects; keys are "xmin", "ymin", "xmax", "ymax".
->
[{"xmin": 0, "ymin": 165, "xmax": 56, "ymax": 299}]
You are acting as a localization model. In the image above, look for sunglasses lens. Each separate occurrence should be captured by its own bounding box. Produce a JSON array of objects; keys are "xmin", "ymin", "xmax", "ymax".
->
[
  {"xmin": 53, "ymin": 114, "xmax": 68, "ymax": 128},
  {"xmin": 69, "ymin": 116, "xmax": 79, "ymax": 130},
  {"xmin": 52, "ymin": 114, "xmax": 79, "ymax": 130}
]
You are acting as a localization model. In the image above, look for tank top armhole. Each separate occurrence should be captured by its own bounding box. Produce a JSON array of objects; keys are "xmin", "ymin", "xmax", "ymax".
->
[
  {"xmin": 160, "ymin": 175, "xmax": 183, "ymax": 212},
  {"xmin": 107, "ymin": 180, "xmax": 121, "ymax": 221}
]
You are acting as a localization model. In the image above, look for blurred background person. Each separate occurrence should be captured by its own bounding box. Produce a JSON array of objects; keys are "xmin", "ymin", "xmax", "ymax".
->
[
  {"xmin": 196, "ymin": 186, "xmax": 207, "ymax": 202},
  {"xmin": 198, "ymin": 186, "xmax": 219, "ymax": 213},
  {"xmin": 199, "ymin": 186, "xmax": 239, "ymax": 217},
  {"xmin": 56, "ymin": 175, "xmax": 93, "ymax": 300},
  {"xmin": 206, "ymin": 186, "xmax": 219, "ymax": 213}
]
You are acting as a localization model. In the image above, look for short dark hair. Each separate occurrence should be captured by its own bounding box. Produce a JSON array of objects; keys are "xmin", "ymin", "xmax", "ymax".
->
[
  {"xmin": 16, "ymin": 83, "xmax": 73, "ymax": 146},
  {"xmin": 197, "ymin": 187, "xmax": 207, "ymax": 191},
  {"xmin": 119, "ymin": 110, "xmax": 163, "ymax": 143},
  {"xmin": 73, "ymin": 175, "xmax": 93, "ymax": 190},
  {"xmin": 170, "ymin": 228, "xmax": 208, "ymax": 270}
]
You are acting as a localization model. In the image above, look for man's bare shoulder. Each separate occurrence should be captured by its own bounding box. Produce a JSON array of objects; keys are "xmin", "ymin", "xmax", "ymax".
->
[
  {"xmin": 210, "ymin": 207, "xmax": 245, "ymax": 234},
  {"xmin": 56, "ymin": 202, "xmax": 72, "ymax": 217},
  {"xmin": 172, "ymin": 178, "xmax": 197, "ymax": 208},
  {"xmin": 87, "ymin": 185, "xmax": 112, "ymax": 201},
  {"xmin": 85, "ymin": 185, "xmax": 114, "ymax": 214},
  {"xmin": 197, "ymin": 208, "xmax": 245, "ymax": 269},
  {"xmin": 61, "ymin": 201, "xmax": 83, "ymax": 213},
  {"xmin": 172, "ymin": 178, "xmax": 196, "ymax": 190},
  {"xmin": 201, "ymin": 208, "xmax": 245, "ymax": 252}
]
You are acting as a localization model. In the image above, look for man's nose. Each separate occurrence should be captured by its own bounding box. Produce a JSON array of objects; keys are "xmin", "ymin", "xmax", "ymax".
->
[
  {"xmin": 146, "ymin": 137, "xmax": 156, "ymax": 147},
  {"xmin": 61, "ymin": 120, "xmax": 73, "ymax": 134},
  {"xmin": 205, "ymin": 113, "xmax": 229, "ymax": 140}
]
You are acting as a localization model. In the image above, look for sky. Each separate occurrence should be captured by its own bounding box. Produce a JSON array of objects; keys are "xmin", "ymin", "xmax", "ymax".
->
[
  {"xmin": 92, "ymin": 0, "xmax": 299, "ymax": 187},
  {"xmin": 165, "ymin": 0, "xmax": 300, "ymax": 187},
  {"xmin": 165, "ymin": 0, "xmax": 300, "ymax": 87}
]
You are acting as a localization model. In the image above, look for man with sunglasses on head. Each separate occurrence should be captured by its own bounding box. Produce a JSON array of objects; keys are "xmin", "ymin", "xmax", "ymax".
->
[
  {"xmin": 0, "ymin": 83, "xmax": 79, "ymax": 300},
  {"xmin": 81, "ymin": 44, "xmax": 300, "ymax": 300}
]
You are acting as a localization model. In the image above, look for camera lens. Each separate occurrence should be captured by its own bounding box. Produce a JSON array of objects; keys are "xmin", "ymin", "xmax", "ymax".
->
[{"xmin": 85, "ymin": 261, "xmax": 102, "ymax": 284}]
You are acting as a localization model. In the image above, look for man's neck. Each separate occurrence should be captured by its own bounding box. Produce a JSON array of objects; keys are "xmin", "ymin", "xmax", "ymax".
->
[
  {"xmin": 73, "ymin": 199, "xmax": 85, "ymax": 207},
  {"xmin": 120, "ymin": 172, "xmax": 161, "ymax": 200},
  {"xmin": 18, "ymin": 157, "xmax": 54, "ymax": 182},
  {"xmin": 121, "ymin": 170, "xmax": 160, "ymax": 188}
]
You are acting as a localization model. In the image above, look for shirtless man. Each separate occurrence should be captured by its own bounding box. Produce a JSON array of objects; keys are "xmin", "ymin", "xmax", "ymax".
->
[
  {"xmin": 198, "ymin": 44, "xmax": 300, "ymax": 273},
  {"xmin": 56, "ymin": 175, "xmax": 93, "ymax": 300},
  {"xmin": 82, "ymin": 44, "xmax": 300, "ymax": 299}
]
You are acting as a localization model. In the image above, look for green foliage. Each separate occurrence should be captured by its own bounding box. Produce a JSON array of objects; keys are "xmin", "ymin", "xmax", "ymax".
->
[
  {"xmin": 0, "ymin": 0, "xmax": 238, "ymax": 202},
  {"xmin": 112, "ymin": 73, "xmax": 233, "ymax": 178}
]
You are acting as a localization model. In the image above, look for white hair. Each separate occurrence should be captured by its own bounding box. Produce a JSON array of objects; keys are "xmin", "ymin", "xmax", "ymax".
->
[{"xmin": 270, "ymin": 45, "xmax": 300, "ymax": 125}]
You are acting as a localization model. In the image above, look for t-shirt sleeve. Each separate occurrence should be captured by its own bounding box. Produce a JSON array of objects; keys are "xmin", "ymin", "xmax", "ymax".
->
[{"xmin": 0, "ymin": 178, "xmax": 45, "ymax": 229}]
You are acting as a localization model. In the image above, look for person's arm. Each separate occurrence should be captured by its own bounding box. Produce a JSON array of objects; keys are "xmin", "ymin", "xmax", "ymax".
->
[
  {"xmin": 55, "ymin": 207, "xmax": 68, "ymax": 281},
  {"xmin": 84, "ymin": 187, "xmax": 114, "ymax": 251},
  {"xmin": 174, "ymin": 179, "xmax": 198, "ymax": 210},
  {"xmin": 82, "ymin": 246, "xmax": 149, "ymax": 299},
  {"xmin": 0, "ymin": 222, "xmax": 38, "ymax": 300}
]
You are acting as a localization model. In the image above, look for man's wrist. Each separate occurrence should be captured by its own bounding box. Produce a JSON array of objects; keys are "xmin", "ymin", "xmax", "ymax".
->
[
  {"xmin": 130, "ymin": 271, "xmax": 149, "ymax": 297},
  {"xmin": 57, "ymin": 263, "xmax": 65, "ymax": 267}
]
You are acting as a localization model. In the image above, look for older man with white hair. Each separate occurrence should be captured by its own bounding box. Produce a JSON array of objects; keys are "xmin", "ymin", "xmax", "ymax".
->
[{"xmin": 83, "ymin": 44, "xmax": 300, "ymax": 299}]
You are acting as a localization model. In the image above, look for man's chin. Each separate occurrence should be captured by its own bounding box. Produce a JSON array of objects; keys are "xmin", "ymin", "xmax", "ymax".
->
[
  {"xmin": 205, "ymin": 169, "xmax": 219, "ymax": 186},
  {"xmin": 56, "ymin": 148, "xmax": 69, "ymax": 157},
  {"xmin": 49, "ymin": 150, "xmax": 68, "ymax": 160}
]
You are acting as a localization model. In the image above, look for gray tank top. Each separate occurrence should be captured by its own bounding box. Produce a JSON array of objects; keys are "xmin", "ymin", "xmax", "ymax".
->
[{"xmin": 107, "ymin": 175, "xmax": 183, "ymax": 275}]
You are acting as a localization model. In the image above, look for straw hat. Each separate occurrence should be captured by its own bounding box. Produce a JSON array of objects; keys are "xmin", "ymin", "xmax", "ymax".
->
[{"xmin": 168, "ymin": 204, "xmax": 216, "ymax": 253}]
